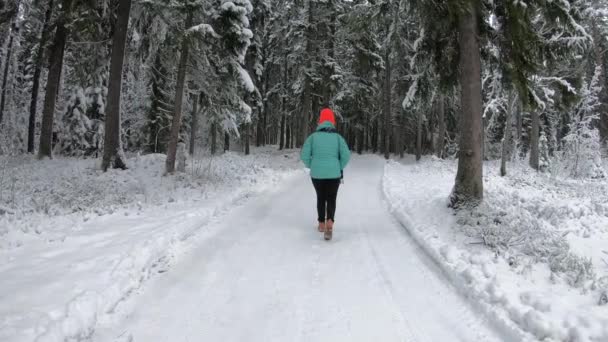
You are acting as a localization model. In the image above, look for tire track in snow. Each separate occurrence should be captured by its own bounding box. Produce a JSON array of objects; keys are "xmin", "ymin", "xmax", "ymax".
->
[
  {"xmin": 358, "ymin": 223, "xmax": 421, "ymax": 342},
  {"xmin": 294, "ymin": 235, "xmax": 325, "ymax": 342}
]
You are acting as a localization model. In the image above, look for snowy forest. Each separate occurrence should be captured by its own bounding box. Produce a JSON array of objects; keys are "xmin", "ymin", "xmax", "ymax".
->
[
  {"xmin": 2, "ymin": 0, "xmax": 608, "ymax": 341},
  {"xmin": 1, "ymin": 0, "xmax": 607, "ymax": 200}
]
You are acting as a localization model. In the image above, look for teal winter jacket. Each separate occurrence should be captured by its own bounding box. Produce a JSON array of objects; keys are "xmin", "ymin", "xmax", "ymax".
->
[{"xmin": 300, "ymin": 122, "xmax": 351, "ymax": 179}]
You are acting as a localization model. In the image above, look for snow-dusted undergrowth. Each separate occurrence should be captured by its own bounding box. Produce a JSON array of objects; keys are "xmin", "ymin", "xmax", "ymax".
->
[
  {"xmin": 0, "ymin": 148, "xmax": 300, "ymax": 342},
  {"xmin": 383, "ymin": 157, "xmax": 608, "ymax": 342},
  {"xmin": 0, "ymin": 148, "xmax": 293, "ymax": 219},
  {"xmin": 458, "ymin": 162, "xmax": 607, "ymax": 291},
  {"xmin": 0, "ymin": 148, "xmax": 297, "ymax": 246}
]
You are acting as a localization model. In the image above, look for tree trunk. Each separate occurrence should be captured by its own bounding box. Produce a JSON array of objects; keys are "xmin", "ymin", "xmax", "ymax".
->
[
  {"xmin": 256, "ymin": 113, "xmax": 263, "ymax": 146},
  {"xmin": 244, "ymin": 123, "xmax": 250, "ymax": 155},
  {"xmin": 101, "ymin": 0, "xmax": 132, "ymax": 171},
  {"xmin": 284, "ymin": 116, "xmax": 290, "ymax": 150},
  {"xmin": 300, "ymin": 88, "xmax": 311, "ymax": 147},
  {"xmin": 529, "ymin": 110, "xmax": 540, "ymax": 170},
  {"xmin": 0, "ymin": 23, "xmax": 16, "ymax": 125},
  {"xmin": 165, "ymin": 11, "xmax": 193, "ymax": 174},
  {"xmin": 210, "ymin": 121, "xmax": 217, "ymax": 155},
  {"xmin": 500, "ymin": 92, "xmax": 516, "ymax": 176},
  {"xmin": 263, "ymin": 98, "xmax": 269, "ymax": 145},
  {"xmin": 398, "ymin": 112, "xmax": 405, "ymax": 158},
  {"xmin": 357, "ymin": 126, "xmax": 364, "ymax": 155},
  {"xmin": 291, "ymin": 118, "xmax": 295, "ymax": 149},
  {"xmin": 437, "ymin": 95, "xmax": 446, "ymax": 158},
  {"xmin": 364, "ymin": 124, "xmax": 369, "ymax": 151},
  {"xmin": 369, "ymin": 122, "xmax": 373, "ymax": 152},
  {"xmin": 279, "ymin": 55, "xmax": 287, "ymax": 150},
  {"xmin": 27, "ymin": 0, "xmax": 54, "ymax": 153},
  {"xmin": 383, "ymin": 48, "xmax": 391, "ymax": 160},
  {"xmin": 450, "ymin": 3, "xmax": 484, "ymax": 208},
  {"xmin": 279, "ymin": 113, "xmax": 285, "ymax": 150},
  {"xmin": 592, "ymin": 19, "xmax": 608, "ymax": 152},
  {"xmin": 416, "ymin": 109, "xmax": 423, "ymax": 161},
  {"xmin": 290, "ymin": 117, "xmax": 294, "ymax": 149},
  {"xmin": 189, "ymin": 93, "xmax": 199, "ymax": 156},
  {"xmin": 516, "ymin": 102, "xmax": 523, "ymax": 152},
  {"xmin": 38, "ymin": 0, "xmax": 73, "ymax": 159},
  {"xmin": 372, "ymin": 120, "xmax": 378, "ymax": 153}
]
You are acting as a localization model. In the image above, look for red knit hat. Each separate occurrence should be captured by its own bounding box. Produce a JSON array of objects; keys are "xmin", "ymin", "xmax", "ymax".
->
[{"xmin": 319, "ymin": 108, "xmax": 336, "ymax": 126}]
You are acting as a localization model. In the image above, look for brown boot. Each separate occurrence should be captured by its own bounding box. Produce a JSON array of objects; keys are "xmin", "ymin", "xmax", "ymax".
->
[
  {"xmin": 324, "ymin": 220, "xmax": 334, "ymax": 241},
  {"xmin": 318, "ymin": 221, "xmax": 326, "ymax": 233}
]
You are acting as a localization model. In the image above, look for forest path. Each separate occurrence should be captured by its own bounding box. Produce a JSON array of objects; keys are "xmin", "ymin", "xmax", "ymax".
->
[{"xmin": 94, "ymin": 155, "xmax": 503, "ymax": 342}]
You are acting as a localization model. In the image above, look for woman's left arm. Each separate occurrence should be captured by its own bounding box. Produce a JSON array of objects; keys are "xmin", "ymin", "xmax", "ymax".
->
[
  {"xmin": 339, "ymin": 136, "xmax": 351, "ymax": 169},
  {"xmin": 300, "ymin": 135, "xmax": 313, "ymax": 168}
]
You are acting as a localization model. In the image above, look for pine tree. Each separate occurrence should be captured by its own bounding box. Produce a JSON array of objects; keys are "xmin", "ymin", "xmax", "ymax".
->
[
  {"xmin": 437, "ymin": 95, "xmax": 447, "ymax": 158},
  {"xmin": 538, "ymin": 130, "xmax": 551, "ymax": 172},
  {"xmin": 562, "ymin": 66, "xmax": 606, "ymax": 178},
  {"xmin": 57, "ymin": 86, "xmax": 90, "ymax": 155},
  {"xmin": 189, "ymin": 92, "xmax": 199, "ymax": 156},
  {"xmin": 102, "ymin": 0, "xmax": 132, "ymax": 171},
  {"xmin": 245, "ymin": 0, "xmax": 269, "ymax": 149},
  {"xmin": 165, "ymin": 8, "xmax": 193, "ymax": 174},
  {"xmin": 283, "ymin": 0, "xmax": 320, "ymax": 147},
  {"xmin": 206, "ymin": 0, "xmax": 254, "ymax": 152},
  {"xmin": 26, "ymin": 0, "xmax": 55, "ymax": 153},
  {"xmin": 500, "ymin": 92, "xmax": 517, "ymax": 176},
  {"xmin": 58, "ymin": 0, "xmax": 114, "ymax": 157},
  {"xmin": 0, "ymin": 21, "xmax": 18, "ymax": 126},
  {"xmin": 449, "ymin": 1, "xmax": 484, "ymax": 208},
  {"xmin": 335, "ymin": 0, "xmax": 382, "ymax": 154},
  {"xmin": 38, "ymin": 0, "xmax": 74, "ymax": 159},
  {"xmin": 587, "ymin": 0, "xmax": 608, "ymax": 152},
  {"xmin": 530, "ymin": 110, "xmax": 541, "ymax": 170}
]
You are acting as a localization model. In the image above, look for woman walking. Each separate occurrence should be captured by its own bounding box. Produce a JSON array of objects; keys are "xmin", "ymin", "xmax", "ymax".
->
[{"xmin": 300, "ymin": 108, "xmax": 351, "ymax": 241}]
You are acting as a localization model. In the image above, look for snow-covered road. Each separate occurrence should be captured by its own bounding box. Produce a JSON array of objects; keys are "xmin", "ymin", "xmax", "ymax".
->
[{"xmin": 95, "ymin": 156, "xmax": 503, "ymax": 342}]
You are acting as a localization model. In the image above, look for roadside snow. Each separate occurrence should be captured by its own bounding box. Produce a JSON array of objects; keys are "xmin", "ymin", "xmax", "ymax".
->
[
  {"xmin": 0, "ymin": 148, "xmax": 300, "ymax": 342},
  {"xmin": 383, "ymin": 157, "xmax": 608, "ymax": 342}
]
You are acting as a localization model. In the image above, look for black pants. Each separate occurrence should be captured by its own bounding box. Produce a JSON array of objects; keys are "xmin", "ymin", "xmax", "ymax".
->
[{"xmin": 311, "ymin": 178, "xmax": 341, "ymax": 222}]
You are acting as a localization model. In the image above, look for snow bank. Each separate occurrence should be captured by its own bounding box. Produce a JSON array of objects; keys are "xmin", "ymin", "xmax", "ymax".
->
[
  {"xmin": 383, "ymin": 157, "xmax": 608, "ymax": 342},
  {"xmin": 0, "ymin": 148, "xmax": 301, "ymax": 342}
]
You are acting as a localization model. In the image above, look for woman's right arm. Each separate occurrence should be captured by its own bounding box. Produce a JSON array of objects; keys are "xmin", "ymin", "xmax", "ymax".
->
[{"xmin": 339, "ymin": 136, "xmax": 351, "ymax": 169}]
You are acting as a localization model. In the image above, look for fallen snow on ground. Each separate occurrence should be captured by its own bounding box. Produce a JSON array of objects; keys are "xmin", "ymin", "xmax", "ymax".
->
[
  {"xmin": 383, "ymin": 157, "xmax": 608, "ymax": 342},
  {"xmin": 0, "ymin": 148, "xmax": 300, "ymax": 342},
  {"xmin": 91, "ymin": 155, "xmax": 503, "ymax": 342}
]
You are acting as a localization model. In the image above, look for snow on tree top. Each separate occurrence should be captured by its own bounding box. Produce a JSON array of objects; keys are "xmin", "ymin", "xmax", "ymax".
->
[{"xmin": 238, "ymin": 64, "xmax": 255, "ymax": 93}]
